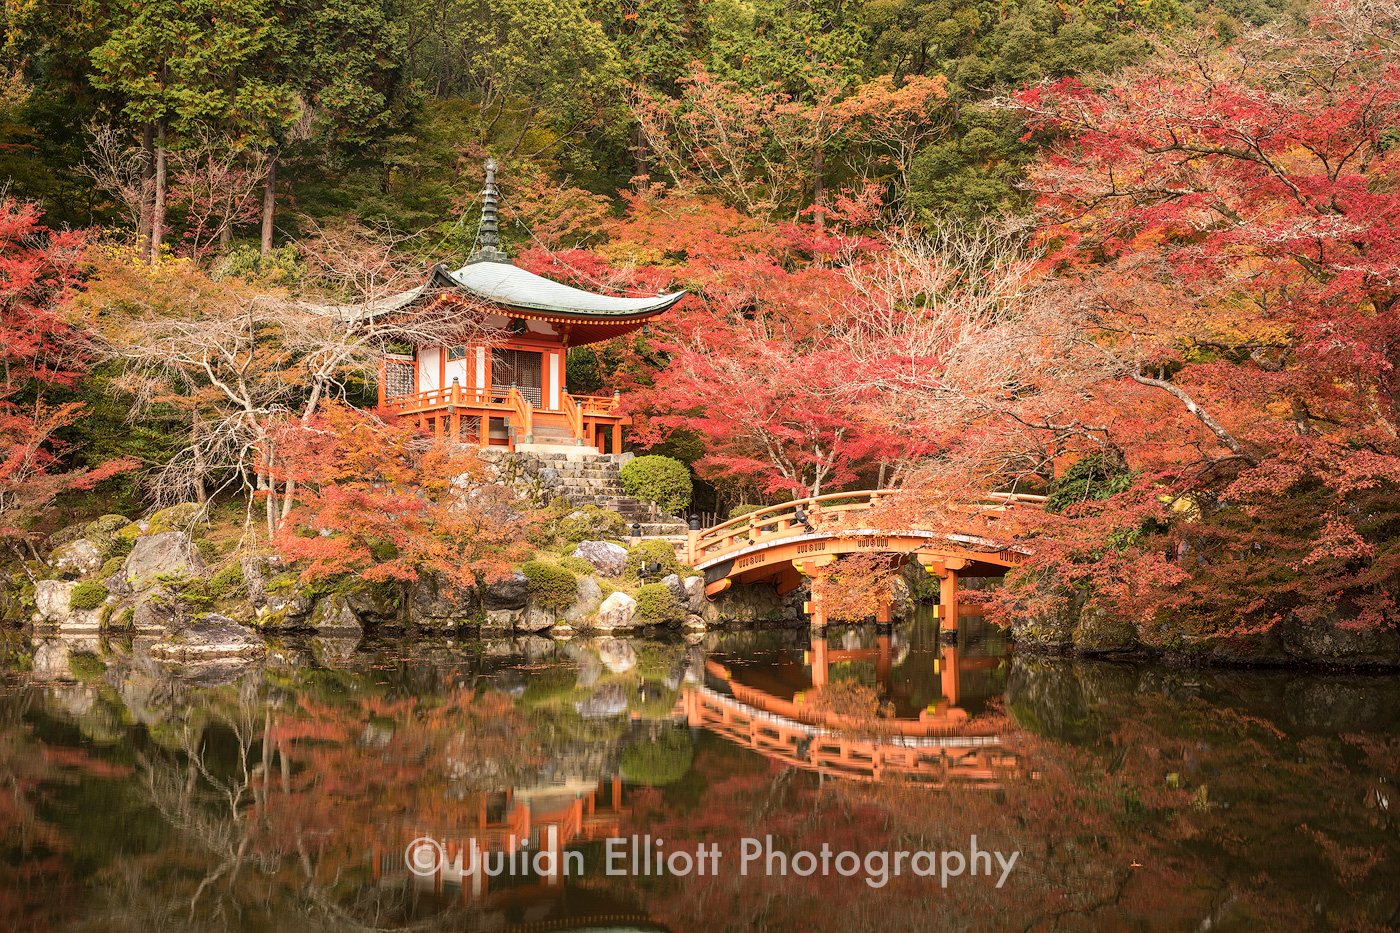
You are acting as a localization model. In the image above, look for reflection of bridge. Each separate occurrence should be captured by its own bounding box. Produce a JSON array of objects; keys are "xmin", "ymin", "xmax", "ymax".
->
[
  {"xmin": 680, "ymin": 625, "xmax": 1019, "ymax": 786},
  {"xmin": 682, "ymin": 491, "xmax": 1044, "ymax": 628}
]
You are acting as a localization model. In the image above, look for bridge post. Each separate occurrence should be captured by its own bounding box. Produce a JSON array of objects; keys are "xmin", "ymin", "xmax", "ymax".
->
[
  {"xmin": 940, "ymin": 570, "xmax": 959, "ymax": 631},
  {"xmin": 876, "ymin": 591, "xmax": 891, "ymax": 624}
]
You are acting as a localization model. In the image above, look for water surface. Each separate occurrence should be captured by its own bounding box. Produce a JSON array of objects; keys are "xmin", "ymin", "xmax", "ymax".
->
[{"xmin": 2, "ymin": 611, "xmax": 1397, "ymax": 932}]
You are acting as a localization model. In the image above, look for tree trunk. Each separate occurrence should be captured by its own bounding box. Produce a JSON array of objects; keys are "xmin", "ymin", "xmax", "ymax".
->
[
  {"xmin": 150, "ymin": 120, "xmax": 167, "ymax": 262},
  {"xmin": 631, "ymin": 122, "xmax": 650, "ymax": 195},
  {"xmin": 138, "ymin": 123, "xmax": 154, "ymax": 258},
  {"xmin": 260, "ymin": 154, "xmax": 277, "ymax": 259},
  {"xmin": 813, "ymin": 147, "xmax": 825, "ymax": 233},
  {"xmin": 191, "ymin": 412, "xmax": 208, "ymax": 505}
]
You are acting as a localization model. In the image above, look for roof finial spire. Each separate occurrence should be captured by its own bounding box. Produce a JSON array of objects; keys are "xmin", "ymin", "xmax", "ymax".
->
[{"xmin": 468, "ymin": 156, "xmax": 509, "ymax": 264}]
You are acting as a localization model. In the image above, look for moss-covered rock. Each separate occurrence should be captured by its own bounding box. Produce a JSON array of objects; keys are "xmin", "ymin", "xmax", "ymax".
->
[
  {"xmin": 84, "ymin": 514, "xmax": 130, "ymax": 548},
  {"xmin": 556, "ymin": 506, "xmax": 627, "ymax": 547},
  {"xmin": 68, "ymin": 582, "xmax": 109, "ymax": 611},
  {"xmin": 634, "ymin": 583, "xmax": 685, "ymax": 626},
  {"xmin": 148, "ymin": 502, "xmax": 207, "ymax": 534},
  {"xmin": 521, "ymin": 561, "xmax": 578, "ymax": 612}
]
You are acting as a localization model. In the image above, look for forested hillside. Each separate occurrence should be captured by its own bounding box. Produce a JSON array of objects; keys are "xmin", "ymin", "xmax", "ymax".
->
[{"xmin": 4, "ymin": 0, "xmax": 1400, "ymax": 643}]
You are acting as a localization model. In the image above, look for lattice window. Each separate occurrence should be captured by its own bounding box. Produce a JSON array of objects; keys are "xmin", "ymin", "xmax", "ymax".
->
[{"xmin": 384, "ymin": 358, "xmax": 415, "ymax": 398}]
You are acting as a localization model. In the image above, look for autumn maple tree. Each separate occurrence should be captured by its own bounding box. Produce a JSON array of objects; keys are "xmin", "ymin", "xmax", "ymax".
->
[
  {"xmin": 963, "ymin": 4, "xmax": 1400, "ymax": 635},
  {"xmin": 0, "ymin": 198, "xmax": 131, "ymax": 570},
  {"xmin": 271, "ymin": 404, "xmax": 529, "ymax": 608}
]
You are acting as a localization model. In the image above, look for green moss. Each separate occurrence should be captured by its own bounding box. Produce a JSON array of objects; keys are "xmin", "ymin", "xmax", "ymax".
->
[
  {"xmin": 195, "ymin": 539, "xmax": 220, "ymax": 564},
  {"xmin": 85, "ymin": 514, "xmax": 130, "ymax": 541},
  {"xmin": 634, "ymin": 582, "xmax": 684, "ymax": 626},
  {"xmin": 620, "ymin": 729, "xmax": 694, "ymax": 786},
  {"xmin": 69, "ymin": 582, "xmax": 110, "ymax": 610},
  {"xmin": 521, "ymin": 560, "xmax": 578, "ymax": 612},
  {"xmin": 619, "ymin": 455, "xmax": 692, "ymax": 515},
  {"xmin": 626, "ymin": 539, "xmax": 680, "ymax": 580},
  {"xmin": 558, "ymin": 555, "xmax": 596, "ymax": 576},
  {"xmin": 556, "ymin": 505, "xmax": 627, "ymax": 547},
  {"xmin": 115, "ymin": 523, "xmax": 143, "ymax": 544},
  {"xmin": 99, "ymin": 556, "xmax": 125, "ymax": 579},
  {"xmin": 149, "ymin": 502, "xmax": 207, "ymax": 532}
]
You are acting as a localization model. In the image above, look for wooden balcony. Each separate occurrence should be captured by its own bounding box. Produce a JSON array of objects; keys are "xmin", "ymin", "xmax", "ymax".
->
[{"xmin": 379, "ymin": 381, "xmax": 630, "ymax": 452}]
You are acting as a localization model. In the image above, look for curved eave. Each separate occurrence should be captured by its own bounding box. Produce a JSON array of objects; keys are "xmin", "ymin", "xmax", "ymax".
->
[{"xmin": 442, "ymin": 261, "xmax": 686, "ymax": 318}]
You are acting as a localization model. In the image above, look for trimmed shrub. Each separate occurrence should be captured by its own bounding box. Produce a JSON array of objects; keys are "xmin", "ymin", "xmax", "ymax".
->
[
  {"xmin": 555, "ymin": 505, "xmax": 627, "ymax": 547},
  {"xmin": 521, "ymin": 560, "xmax": 578, "ymax": 612},
  {"xmin": 69, "ymin": 583, "xmax": 109, "ymax": 610},
  {"xmin": 625, "ymin": 540, "xmax": 680, "ymax": 580},
  {"xmin": 620, "ymin": 456, "xmax": 692, "ymax": 515},
  {"xmin": 620, "ymin": 729, "xmax": 694, "ymax": 786},
  {"xmin": 634, "ymin": 583, "xmax": 684, "ymax": 626},
  {"xmin": 726, "ymin": 503, "xmax": 769, "ymax": 521}
]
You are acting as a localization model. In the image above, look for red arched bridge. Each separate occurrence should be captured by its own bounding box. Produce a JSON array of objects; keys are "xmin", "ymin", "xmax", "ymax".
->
[{"xmin": 679, "ymin": 490, "xmax": 1045, "ymax": 628}]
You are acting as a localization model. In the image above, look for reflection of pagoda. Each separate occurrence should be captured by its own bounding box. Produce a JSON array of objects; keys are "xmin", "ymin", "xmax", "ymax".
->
[
  {"xmin": 678, "ymin": 619, "xmax": 1020, "ymax": 785},
  {"xmin": 372, "ymin": 776, "xmax": 627, "ymax": 900}
]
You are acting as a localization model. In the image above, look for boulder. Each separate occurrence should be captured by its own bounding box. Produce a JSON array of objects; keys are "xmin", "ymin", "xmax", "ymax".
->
[
  {"xmin": 575, "ymin": 682, "xmax": 627, "ymax": 718},
  {"xmin": 84, "ymin": 514, "xmax": 130, "ymax": 549},
  {"xmin": 573, "ymin": 540, "xmax": 628, "ymax": 578},
  {"xmin": 308, "ymin": 594, "xmax": 363, "ymax": 635},
  {"xmin": 1073, "ymin": 606, "xmax": 1138, "ymax": 654},
  {"xmin": 484, "ymin": 608, "xmax": 523, "ymax": 631},
  {"xmin": 684, "ymin": 613, "xmax": 706, "ymax": 631},
  {"xmin": 148, "ymin": 501, "xmax": 207, "ymax": 532},
  {"xmin": 52, "ymin": 539, "xmax": 105, "ymax": 576},
  {"xmin": 682, "ymin": 576, "xmax": 706, "ymax": 614},
  {"xmin": 409, "ymin": 573, "xmax": 475, "ymax": 626},
  {"xmin": 538, "ymin": 466, "xmax": 561, "ymax": 489},
  {"xmin": 517, "ymin": 604, "xmax": 555, "ymax": 634},
  {"xmin": 131, "ymin": 589, "xmax": 179, "ymax": 632},
  {"xmin": 344, "ymin": 585, "xmax": 397, "ymax": 622},
  {"xmin": 594, "ymin": 591, "xmax": 638, "ymax": 632},
  {"xmin": 32, "ymin": 581, "xmax": 104, "ymax": 631},
  {"xmin": 595, "ymin": 636, "xmax": 638, "ymax": 673},
  {"xmin": 560, "ymin": 575, "xmax": 603, "ymax": 624},
  {"xmin": 124, "ymin": 532, "xmax": 205, "ymax": 590},
  {"xmin": 482, "ymin": 571, "xmax": 529, "ymax": 610},
  {"xmin": 148, "ymin": 616, "xmax": 267, "ymax": 662},
  {"xmin": 661, "ymin": 574, "xmax": 686, "ymax": 602},
  {"xmin": 240, "ymin": 555, "xmax": 277, "ymax": 607},
  {"xmin": 265, "ymin": 589, "xmax": 314, "ymax": 619}
]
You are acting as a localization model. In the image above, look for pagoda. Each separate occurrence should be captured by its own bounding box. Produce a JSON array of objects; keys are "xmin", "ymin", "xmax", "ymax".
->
[{"xmin": 371, "ymin": 159, "xmax": 684, "ymax": 453}]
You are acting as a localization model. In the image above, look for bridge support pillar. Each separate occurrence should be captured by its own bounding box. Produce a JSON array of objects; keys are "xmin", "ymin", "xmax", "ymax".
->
[
  {"xmin": 876, "ymin": 592, "xmax": 891, "ymax": 624},
  {"xmin": 939, "ymin": 570, "xmax": 959, "ymax": 631}
]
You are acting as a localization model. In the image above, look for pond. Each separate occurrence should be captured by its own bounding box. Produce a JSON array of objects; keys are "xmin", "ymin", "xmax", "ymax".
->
[{"xmin": 2, "ymin": 609, "xmax": 1397, "ymax": 932}]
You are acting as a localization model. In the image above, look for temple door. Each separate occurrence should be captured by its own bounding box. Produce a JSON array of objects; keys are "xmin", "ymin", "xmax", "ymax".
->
[{"xmin": 492, "ymin": 349, "xmax": 542, "ymax": 407}]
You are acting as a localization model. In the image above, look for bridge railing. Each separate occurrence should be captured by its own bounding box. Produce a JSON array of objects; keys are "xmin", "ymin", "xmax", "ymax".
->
[{"xmin": 686, "ymin": 489, "xmax": 1046, "ymax": 566}]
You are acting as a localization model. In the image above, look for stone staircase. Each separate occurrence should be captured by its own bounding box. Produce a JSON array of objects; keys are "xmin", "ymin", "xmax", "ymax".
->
[{"xmin": 505, "ymin": 450, "xmax": 689, "ymax": 537}]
